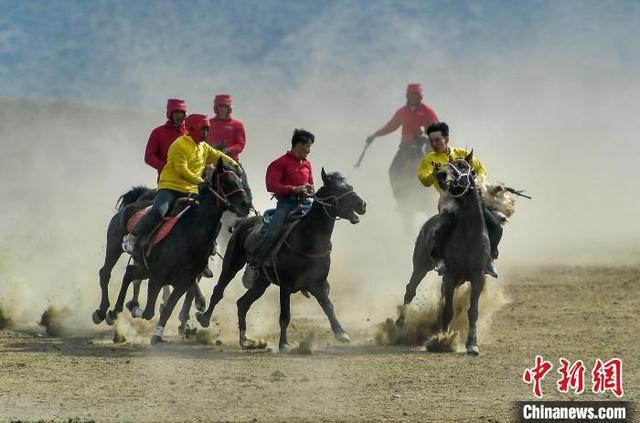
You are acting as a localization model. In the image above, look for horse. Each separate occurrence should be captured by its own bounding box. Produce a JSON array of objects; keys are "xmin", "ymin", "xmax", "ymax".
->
[
  {"xmin": 196, "ymin": 169, "xmax": 366, "ymax": 351},
  {"xmin": 398, "ymin": 152, "xmax": 491, "ymax": 355},
  {"xmin": 102, "ymin": 159, "xmax": 251, "ymax": 343},
  {"xmin": 93, "ymin": 162, "xmax": 254, "ymax": 334}
]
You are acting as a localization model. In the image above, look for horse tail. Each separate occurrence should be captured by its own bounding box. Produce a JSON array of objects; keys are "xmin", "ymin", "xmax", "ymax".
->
[{"xmin": 116, "ymin": 186, "xmax": 152, "ymax": 211}]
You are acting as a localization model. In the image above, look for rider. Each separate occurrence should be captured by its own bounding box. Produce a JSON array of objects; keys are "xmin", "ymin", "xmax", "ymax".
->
[
  {"xmin": 416, "ymin": 122, "xmax": 501, "ymax": 278},
  {"xmin": 243, "ymin": 129, "xmax": 315, "ymax": 285},
  {"xmin": 206, "ymin": 94, "xmax": 252, "ymax": 209},
  {"xmin": 144, "ymin": 98, "xmax": 188, "ymax": 177},
  {"xmin": 123, "ymin": 114, "xmax": 239, "ymax": 253},
  {"xmin": 206, "ymin": 94, "xmax": 246, "ymax": 161},
  {"xmin": 365, "ymin": 83, "xmax": 439, "ymax": 211}
]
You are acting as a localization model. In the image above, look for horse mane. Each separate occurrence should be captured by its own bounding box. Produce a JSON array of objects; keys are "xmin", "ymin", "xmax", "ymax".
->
[{"xmin": 116, "ymin": 185, "xmax": 151, "ymax": 211}]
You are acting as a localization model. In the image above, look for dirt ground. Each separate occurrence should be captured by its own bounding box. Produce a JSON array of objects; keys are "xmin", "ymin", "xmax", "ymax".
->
[{"xmin": 0, "ymin": 264, "xmax": 638, "ymax": 423}]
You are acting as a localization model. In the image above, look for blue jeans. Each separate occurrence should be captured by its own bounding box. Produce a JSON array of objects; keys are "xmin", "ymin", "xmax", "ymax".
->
[{"xmin": 253, "ymin": 197, "xmax": 312, "ymax": 262}]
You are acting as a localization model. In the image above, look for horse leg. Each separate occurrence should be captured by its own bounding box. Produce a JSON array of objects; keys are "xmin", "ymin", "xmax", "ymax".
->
[
  {"xmin": 192, "ymin": 278, "xmax": 206, "ymax": 312},
  {"xmin": 237, "ymin": 277, "xmax": 269, "ymax": 348},
  {"xmin": 151, "ymin": 281, "xmax": 190, "ymax": 345},
  {"xmin": 106, "ymin": 265, "xmax": 144, "ymax": 325},
  {"xmin": 178, "ymin": 287, "xmax": 196, "ymax": 336},
  {"xmin": 159, "ymin": 285, "xmax": 171, "ymax": 315},
  {"xmin": 311, "ymin": 280, "xmax": 350, "ymax": 343},
  {"xmin": 141, "ymin": 278, "xmax": 163, "ymax": 321},
  {"xmin": 278, "ymin": 288, "xmax": 291, "ymax": 351},
  {"xmin": 466, "ymin": 273, "xmax": 486, "ymax": 356},
  {"xmin": 440, "ymin": 273, "xmax": 456, "ymax": 334},
  {"xmin": 94, "ymin": 230, "xmax": 123, "ymax": 324},
  {"xmin": 126, "ymin": 279, "xmax": 143, "ymax": 317},
  {"xmin": 397, "ymin": 261, "xmax": 430, "ymax": 327},
  {"xmin": 197, "ymin": 236, "xmax": 247, "ymax": 327}
]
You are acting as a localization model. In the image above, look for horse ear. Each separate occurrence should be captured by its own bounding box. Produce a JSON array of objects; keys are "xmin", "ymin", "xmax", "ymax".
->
[
  {"xmin": 321, "ymin": 167, "xmax": 328, "ymax": 184},
  {"xmin": 216, "ymin": 157, "xmax": 224, "ymax": 173},
  {"xmin": 465, "ymin": 149, "xmax": 474, "ymax": 164}
]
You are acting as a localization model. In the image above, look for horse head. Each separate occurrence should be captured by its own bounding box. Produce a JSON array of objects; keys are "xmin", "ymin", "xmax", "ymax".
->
[
  {"xmin": 315, "ymin": 168, "xmax": 367, "ymax": 224},
  {"xmin": 202, "ymin": 158, "xmax": 251, "ymax": 217},
  {"xmin": 437, "ymin": 151, "xmax": 476, "ymax": 198}
]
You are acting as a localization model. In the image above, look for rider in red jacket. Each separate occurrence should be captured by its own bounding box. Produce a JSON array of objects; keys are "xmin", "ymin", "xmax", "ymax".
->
[
  {"xmin": 206, "ymin": 95, "xmax": 247, "ymax": 161},
  {"xmin": 365, "ymin": 84, "xmax": 439, "ymax": 219},
  {"xmin": 144, "ymin": 98, "xmax": 188, "ymax": 176}
]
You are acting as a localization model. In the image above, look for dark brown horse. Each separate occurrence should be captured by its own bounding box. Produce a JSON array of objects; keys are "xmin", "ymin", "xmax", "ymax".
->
[
  {"xmin": 398, "ymin": 153, "xmax": 491, "ymax": 355},
  {"xmin": 197, "ymin": 169, "xmax": 366, "ymax": 351}
]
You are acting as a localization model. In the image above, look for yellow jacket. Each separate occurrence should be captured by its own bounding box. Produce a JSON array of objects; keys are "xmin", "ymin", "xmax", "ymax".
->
[
  {"xmin": 158, "ymin": 135, "xmax": 238, "ymax": 193},
  {"xmin": 417, "ymin": 147, "xmax": 487, "ymax": 193}
]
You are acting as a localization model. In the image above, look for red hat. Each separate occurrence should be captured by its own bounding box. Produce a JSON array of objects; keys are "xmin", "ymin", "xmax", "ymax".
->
[
  {"xmin": 214, "ymin": 94, "xmax": 232, "ymax": 107},
  {"xmin": 213, "ymin": 94, "xmax": 233, "ymax": 116},
  {"xmin": 166, "ymin": 98, "xmax": 187, "ymax": 119},
  {"xmin": 185, "ymin": 114, "xmax": 210, "ymax": 141},
  {"xmin": 406, "ymin": 83, "xmax": 423, "ymax": 95}
]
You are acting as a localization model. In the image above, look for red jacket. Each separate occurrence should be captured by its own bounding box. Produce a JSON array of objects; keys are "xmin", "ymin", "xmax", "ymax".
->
[
  {"xmin": 144, "ymin": 121, "xmax": 187, "ymax": 175},
  {"xmin": 265, "ymin": 151, "xmax": 314, "ymax": 199},
  {"xmin": 206, "ymin": 116, "xmax": 246, "ymax": 160},
  {"xmin": 374, "ymin": 103, "xmax": 439, "ymax": 144}
]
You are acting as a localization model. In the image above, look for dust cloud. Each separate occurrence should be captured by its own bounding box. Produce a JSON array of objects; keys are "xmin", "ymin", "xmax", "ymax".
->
[{"xmin": 0, "ymin": 2, "xmax": 638, "ymax": 344}]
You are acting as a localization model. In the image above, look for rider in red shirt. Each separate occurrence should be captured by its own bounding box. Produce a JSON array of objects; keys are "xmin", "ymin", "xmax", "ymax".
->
[
  {"xmin": 365, "ymin": 84, "xmax": 439, "ymax": 215},
  {"xmin": 206, "ymin": 95, "xmax": 246, "ymax": 161},
  {"xmin": 144, "ymin": 98, "xmax": 188, "ymax": 176},
  {"xmin": 243, "ymin": 129, "xmax": 315, "ymax": 287}
]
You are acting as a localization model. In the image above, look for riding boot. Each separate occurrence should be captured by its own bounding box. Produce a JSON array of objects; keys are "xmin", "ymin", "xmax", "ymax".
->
[{"xmin": 486, "ymin": 260, "xmax": 498, "ymax": 278}]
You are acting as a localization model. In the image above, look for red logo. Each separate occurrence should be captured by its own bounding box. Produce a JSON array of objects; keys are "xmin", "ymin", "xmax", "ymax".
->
[
  {"xmin": 557, "ymin": 358, "xmax": 586, "ymax": 394},
  {"xmin": 592, "ymin": 358, "xmax": 624, "ymax": 397},
  {"xmin": 523, "ymin": 355, "xmax": 553, "ymax": 398},
  {"xmin": 523, "ymin": 356, "xmax": 623, "ymax": 398}
]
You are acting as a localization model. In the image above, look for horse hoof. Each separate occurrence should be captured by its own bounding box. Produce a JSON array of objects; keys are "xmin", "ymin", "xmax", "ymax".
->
[
  {"xmin": 105, "ymin": 311, "xmax": 116, "ymax": 326},
  {"xmin": 92, "ymin": 310, "xmax": 105, "ymax": 324},
  {"xmin": 467, "ymin": 345, "xmax": 480, "ymax": 356},
  {"xmin": 279, "ymin": 343, "xmax": 290, "ymax": 352},
  {"xmin": 125, "ymin": 300, "xmax": 139, "ymax": 313},
  {"xmin": 150, "ymin": 335, "xmax": 165, "ymax": 345},
  {"xmin": 394, "ymin": 316, "xmax": 405, "ymax": 328},
  {"xmin": 178, "ymin": 323, "xmax": 198, "ymax": 338},
  {"xmin": 335, "ymin": 332, "xmax": 351, "ymax": 343},
  {"xmin": 195, "ymin": 312, "xmax": 210, "ymax": 328}
]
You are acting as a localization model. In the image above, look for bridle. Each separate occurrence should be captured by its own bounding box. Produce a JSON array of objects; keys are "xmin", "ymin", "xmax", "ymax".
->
[
  {"xmin": 313, "ymin": 189, "xmax": 359, "ymax": 220},
  {"xmin": 445, "ymin": 160, "xmax": 473, "ymax": 198},
  {"xmin": 207, "ymin": 169, "xmax": 245, "ymax": 210}
]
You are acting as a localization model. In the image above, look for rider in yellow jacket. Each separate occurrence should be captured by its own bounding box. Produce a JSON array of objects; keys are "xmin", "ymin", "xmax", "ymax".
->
[
  {"xmin": 123, "ymin": 114, "xmax": 238, "ymax": 254},
  {"xmin": 417, "ymin": 122, "xmax": 500, "ymax": 278},
  {"xmin": 417, "ymin": 147, "xmax": 486, "ymax": 193}
]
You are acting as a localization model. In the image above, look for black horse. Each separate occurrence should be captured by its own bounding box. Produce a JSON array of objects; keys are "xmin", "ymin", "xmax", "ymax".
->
[
  {"xmin": 103, "ymin": 159, "xmax": 251, "ymax": 343},
  {"xmin": 196, "ymin": 169, "xmax": 366, "ymax": 351},
  {"xmin": 93, "ymin": 162, "xmax": 253, "ymax": 334},
  {"xmin": 399, "ymin": 153, "xmax": 491, "ymax": 355}
]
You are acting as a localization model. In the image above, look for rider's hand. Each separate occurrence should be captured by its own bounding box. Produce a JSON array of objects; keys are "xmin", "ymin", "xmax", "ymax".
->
[
  {"xmin": 304, "ymin": 184, "xmax": 315, "ymax": 195},
  {"xmin": 431, "ymin": 162, "xmax": 441, "ymax": 172},
  {"xmin": 292, "ymin": 186, "xmax": 309, "ymax": 196},
  {"xmin": 365, "ymin": 135, "xmax": 376, "ymax": 145}
]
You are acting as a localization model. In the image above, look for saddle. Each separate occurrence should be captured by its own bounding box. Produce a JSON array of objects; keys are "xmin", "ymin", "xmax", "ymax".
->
[
  {"xmin": 245, "ymin": 207, "xmax": 305, "ymax": 265},
  {"xmin": 126, "ymin": 197, "xmax": 199, "ymax": 252}
]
